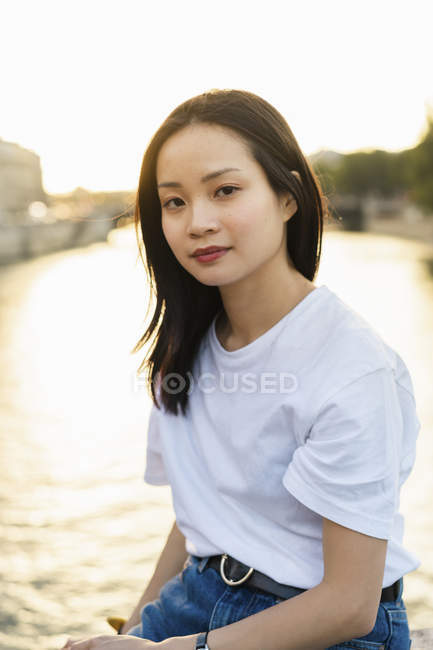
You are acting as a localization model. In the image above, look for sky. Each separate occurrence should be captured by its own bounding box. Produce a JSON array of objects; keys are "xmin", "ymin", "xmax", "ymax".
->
[{"xmin": 1, "ymin": 0, "xmax": 432, "ymax": 194}]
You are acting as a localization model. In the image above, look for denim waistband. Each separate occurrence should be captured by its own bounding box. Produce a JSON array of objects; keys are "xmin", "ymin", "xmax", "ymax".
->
[{"xmin": 197, "ymin": 556, "xmax": 212, "ymax": 574}]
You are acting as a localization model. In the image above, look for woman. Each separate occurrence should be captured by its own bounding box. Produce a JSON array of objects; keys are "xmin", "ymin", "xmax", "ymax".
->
[{"xmin": 63, "ymin": 89, "xmax": 420, "ymax": 649}]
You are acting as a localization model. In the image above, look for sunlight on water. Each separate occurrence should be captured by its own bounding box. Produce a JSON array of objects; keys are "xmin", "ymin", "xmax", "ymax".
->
[{"xmin": 0, "ymin": 225, "xmax": 432, "ymax": 648}]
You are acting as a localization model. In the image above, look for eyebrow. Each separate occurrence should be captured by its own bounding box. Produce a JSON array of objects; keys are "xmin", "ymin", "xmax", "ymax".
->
[{"xmin": 157, "ymin": 167, "xmax": 242, "ymax": 189}]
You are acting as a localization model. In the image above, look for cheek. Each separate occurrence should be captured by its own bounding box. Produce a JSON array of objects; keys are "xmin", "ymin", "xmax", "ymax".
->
[
  {"xmin": 228, "ymin": 200, "xmax": 261, "ymax": 237},
  {"xmin": 230, "ymin": 198, "xmax": 280, "ymax": 246},
  {"xmin": 161, "ymin": 220, "xmax": 192, "ymax": 267},
  {"xmin": 161, "ymin": 219, "xmax": 178, "ymax": 250},
  {"xmin": 161, "ymin": 220, "xmax": 169, "ymax": 242}
]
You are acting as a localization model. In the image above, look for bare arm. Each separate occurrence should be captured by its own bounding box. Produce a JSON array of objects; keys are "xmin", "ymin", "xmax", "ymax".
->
[
  {"xmin": 162, "ymin": 518, "xmax": 388, "ymax": 650},
  {"xmin": 122, "ymin": 519, "xmax": 189, "ymax": 634}
]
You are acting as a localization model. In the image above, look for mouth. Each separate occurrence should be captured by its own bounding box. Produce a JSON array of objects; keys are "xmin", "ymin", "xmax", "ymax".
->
[
  {"xmin": 193, "ymin": 248, "xmax": 231, "ymax": 263},
  {"xmin": 192, "ymin": 247, "xmax": 230, "ymax": 257}
]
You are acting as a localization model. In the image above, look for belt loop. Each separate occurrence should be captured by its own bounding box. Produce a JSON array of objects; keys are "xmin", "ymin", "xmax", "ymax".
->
[{"xmin": 197, "ymin": 556, "xmax": 211, "ymax": 574}]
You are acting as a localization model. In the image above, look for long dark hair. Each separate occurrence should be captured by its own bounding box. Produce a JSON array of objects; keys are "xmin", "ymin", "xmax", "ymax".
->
[{"xmin": 131, "ymin": 88, "xmax": 330, "ymax": 416}]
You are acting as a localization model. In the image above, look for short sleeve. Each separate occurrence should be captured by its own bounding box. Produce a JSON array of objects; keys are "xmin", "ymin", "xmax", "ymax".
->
[
  {"xmin": 143, "ymin": 403, "xmax": 170, "ymax": 486},
  {"xmin": 283, "ymin": 367, "xmax": 404, "ymax": 539}
]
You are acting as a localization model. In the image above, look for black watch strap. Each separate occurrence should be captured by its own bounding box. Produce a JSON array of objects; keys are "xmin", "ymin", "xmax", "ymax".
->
[{"xmin": 195, "ymin": 630, "xmax": 210, "ymax": 649}]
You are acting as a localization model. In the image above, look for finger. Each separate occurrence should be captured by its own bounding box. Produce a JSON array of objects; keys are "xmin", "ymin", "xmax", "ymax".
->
[
  {"xmin": 65, "ymin": 639, "xmax": 84, "ymax": 645},
  {"xmin": 70, "ymin": 635, "xmax": 112, "ymax": 649}
]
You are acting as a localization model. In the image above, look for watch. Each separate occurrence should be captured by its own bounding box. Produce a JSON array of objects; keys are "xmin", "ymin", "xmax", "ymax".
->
[{"xmin": 195, "ymin": 631, "xmax": 210, "ymax": 649}]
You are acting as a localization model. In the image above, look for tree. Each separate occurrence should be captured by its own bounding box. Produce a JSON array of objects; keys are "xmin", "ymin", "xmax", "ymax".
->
[
  {"xmin": 311, "ymin": 107, "xmax": 433, "ymax": 216},
  {"xmin": 403, "ymin": 110, "xmax": 433, "ymax": 213}
]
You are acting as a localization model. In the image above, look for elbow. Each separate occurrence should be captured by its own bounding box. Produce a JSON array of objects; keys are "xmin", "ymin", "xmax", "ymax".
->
[
  {"xmin": 345, "ymin": 602, "xmax": 378, "ymax": 639},
  {"xmin": 351, "ymin": 619, "xmax": 376, "ymax": 640}
]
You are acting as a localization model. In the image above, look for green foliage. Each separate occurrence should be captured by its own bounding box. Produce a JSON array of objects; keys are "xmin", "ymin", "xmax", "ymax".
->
[
  {"xmin": 334, "ymin": 150, "xmax": 406, "ymax": 197},
  {"xmin": 311, "ymin": 109, "xmax": 433, "ymax": 214},
  {"xmin": 403, "ymin": 112, "xmax": 433, "ymax": 212}
]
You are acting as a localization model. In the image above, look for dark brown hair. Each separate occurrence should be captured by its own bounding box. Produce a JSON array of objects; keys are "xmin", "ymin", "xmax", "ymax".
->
[{"xmin": 131, "ymin": 88, "xmax": 329, "ymax": 416}]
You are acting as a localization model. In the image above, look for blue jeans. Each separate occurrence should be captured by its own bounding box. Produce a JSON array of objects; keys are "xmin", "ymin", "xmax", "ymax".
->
[{"xmin": 127, "ymin": 554, "xmax": 412, "ymax": 649}]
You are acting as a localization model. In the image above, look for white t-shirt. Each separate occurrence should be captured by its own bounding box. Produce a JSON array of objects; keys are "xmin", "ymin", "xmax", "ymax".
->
[{"xmin": 143, "ymin": 284, "xmax": 421, "ymax": 589}]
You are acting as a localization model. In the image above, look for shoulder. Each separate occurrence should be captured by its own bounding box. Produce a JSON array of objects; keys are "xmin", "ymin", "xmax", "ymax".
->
[
  {"xmin": 313, "ymin": 285, "xmax": 399, "ymax": 371},
  {"xmin": 280, "ymin": 286, "xmax": 412, "ymax": 415}
]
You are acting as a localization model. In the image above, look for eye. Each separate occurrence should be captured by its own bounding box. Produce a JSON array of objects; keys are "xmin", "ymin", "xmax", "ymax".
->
[
  {"xmin": 161, "ymin": 185, "xmax": 240, "ymax": 210},
  {"xmin": 215, "ymin": 185, "xmax": 240, "ymax": 197},
  {"xmin": 162, "ymin": 197, "xmax": 185, "ymax": 209}
]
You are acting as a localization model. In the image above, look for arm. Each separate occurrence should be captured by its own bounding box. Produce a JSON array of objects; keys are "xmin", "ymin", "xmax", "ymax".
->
[
  {"xmin": 122, "ymin": 519, "xmax": 189, "ymax": 634},
  {"xmin": 164, "ymin": 517, "xmax": 387, "ymax": 650}
]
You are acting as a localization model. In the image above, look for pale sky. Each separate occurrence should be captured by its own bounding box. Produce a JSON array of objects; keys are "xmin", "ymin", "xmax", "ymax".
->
[{"xmin": 1, "ymin": 0, "xmax": 432, "ymax": 194}]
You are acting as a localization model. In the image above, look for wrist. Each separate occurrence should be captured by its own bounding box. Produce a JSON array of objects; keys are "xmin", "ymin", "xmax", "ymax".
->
[
  {"xmin": 159, "ymin": 634, "xmax": 199, "ymax": 650},
  {"xmin": 194, "ymin": 631, "xmax": 210, "ymax": 649}
]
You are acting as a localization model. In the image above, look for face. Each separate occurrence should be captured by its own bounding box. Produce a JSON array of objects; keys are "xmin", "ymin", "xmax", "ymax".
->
[{"xmin": 156, "ymin": 123, "xmax": 298, "ymax": 288}]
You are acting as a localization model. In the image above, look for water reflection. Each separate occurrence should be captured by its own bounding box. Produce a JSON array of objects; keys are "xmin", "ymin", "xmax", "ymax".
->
[{"xmin": 0, "ymin": 226, "xmax": 432, "ymax": 648}]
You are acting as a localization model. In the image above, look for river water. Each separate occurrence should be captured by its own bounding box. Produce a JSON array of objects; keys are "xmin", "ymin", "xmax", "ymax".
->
[{"xmin": 0, "ymin": 225, "xmax": 432, "ymax": 649}]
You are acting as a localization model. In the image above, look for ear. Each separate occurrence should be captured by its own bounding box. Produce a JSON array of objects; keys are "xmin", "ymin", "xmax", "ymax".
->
[
  {"xmin": 283, "ymin": 197, "xmax": 298, "ymax": 222},
  {"xmin": 281, "ymin": 171, "xmax": 301, "ymax": 222}
]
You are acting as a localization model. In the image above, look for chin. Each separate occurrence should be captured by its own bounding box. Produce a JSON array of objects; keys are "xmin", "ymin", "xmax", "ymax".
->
[{"xmin": 196, "ymin": 277, "xmax": 224, "ymax": 287}]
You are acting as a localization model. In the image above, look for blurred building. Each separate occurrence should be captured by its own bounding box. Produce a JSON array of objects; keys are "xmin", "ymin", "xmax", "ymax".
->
[{"xmin": 0, "ymin": 137, "xmax": 47, "ymax": 225}]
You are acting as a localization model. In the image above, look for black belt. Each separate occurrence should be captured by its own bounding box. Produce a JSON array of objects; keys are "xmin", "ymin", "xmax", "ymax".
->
[{"xmin": 205, "ymin": 553, "xmax": 400, "ymax": 603}]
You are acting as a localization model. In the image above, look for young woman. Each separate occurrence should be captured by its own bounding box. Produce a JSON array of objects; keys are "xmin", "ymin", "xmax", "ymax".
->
[{"xmin": 63, "ymin": 89, "xmax": 420, "ymax": 649}]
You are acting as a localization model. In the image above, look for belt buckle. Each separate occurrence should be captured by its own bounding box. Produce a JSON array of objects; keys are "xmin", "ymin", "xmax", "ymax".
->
[{"xmin": 219, "ymin": 553, "xmax": 254, "ymax": 586}]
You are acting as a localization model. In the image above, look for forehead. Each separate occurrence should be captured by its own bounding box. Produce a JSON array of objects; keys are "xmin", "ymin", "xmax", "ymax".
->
[{"xmin": 156, "ymin": 123, "xmax": 253, "ymax": 177}]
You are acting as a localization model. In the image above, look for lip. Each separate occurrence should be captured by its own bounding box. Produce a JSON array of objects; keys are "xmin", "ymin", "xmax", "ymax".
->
[
  {"xmin": 193, "ymin": 248, "xmax": 231, "ymax": 263},
  {"xmin": 192, "ymin": 246, "xmax": 230, "ymax": 257}
]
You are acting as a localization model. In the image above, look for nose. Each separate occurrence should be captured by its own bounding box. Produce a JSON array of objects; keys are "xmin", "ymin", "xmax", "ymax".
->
[{"xmin": 186, "ymin": 201, "xmax": 219, "ymax": 237}]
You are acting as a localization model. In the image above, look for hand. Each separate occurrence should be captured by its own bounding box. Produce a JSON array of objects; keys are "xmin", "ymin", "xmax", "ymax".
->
[
  {"xmin": 61, "ymin": 639, "xmax": 83, "ymax": 649},
  {"xmin": 62, "ymin": 635, "xmax": 158, "ymax": 648}
]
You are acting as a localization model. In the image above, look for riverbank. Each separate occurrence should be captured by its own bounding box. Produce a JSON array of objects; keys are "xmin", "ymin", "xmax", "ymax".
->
[
  {"xmin": 0, "ymin": 216, "xmax": 117, "ymax": 265},
  {"xmin": 324, "ymin": 211, "xmax": 433, "ymax": 265},
  {"xmin": 366, "ymin": 213, "xmax": 433, "ymax": 247}
]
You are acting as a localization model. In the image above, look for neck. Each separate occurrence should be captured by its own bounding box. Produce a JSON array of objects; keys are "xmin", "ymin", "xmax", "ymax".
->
[{"xmin": 216, "ymin": 262, "xmax": 316, "ymax": 350}]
